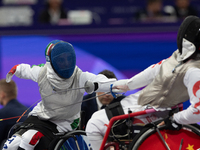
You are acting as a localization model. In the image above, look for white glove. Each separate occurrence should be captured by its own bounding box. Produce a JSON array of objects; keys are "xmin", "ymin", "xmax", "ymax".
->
[
  {"xmin": 6, "ymin": 64, "xmax": 19, "ymax": 83},
  {"xmin": 112, "ymin": 79, "xmax": 130, "ymax": 93},
  {"xmin": 84, "ymin": 80, "xmax": 98, "ymax": 94}
]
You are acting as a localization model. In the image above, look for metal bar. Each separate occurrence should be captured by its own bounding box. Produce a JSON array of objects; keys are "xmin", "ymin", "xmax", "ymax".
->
[
  {"xmin": 179, "ymin": 139, "xmax": 183, "ymax": 150},
  {"xmin": 156, "ymin": 128, "xmax": 171, "ymax": 150},
  {"xmin": 75, "ymin": 140, "xmax": 80, "ymax": 150}
]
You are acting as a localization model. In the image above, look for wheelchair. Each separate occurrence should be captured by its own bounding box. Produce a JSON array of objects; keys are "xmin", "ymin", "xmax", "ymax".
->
[
  {"xmin": 50, "ymin": 103, "xmax": 200, "ymax": 150},
  {"xmin": 100, "ymin": 103, "xmax": 200, "ymax": 150},
  {"xmin": 4, "ymin": 118, "xmax": 90, "ymax": 150},
  {"xmin": 7, "ymin": 103, "xmax": 200, "ymax": 150},
  {"xmin": 49, "ymin": 111, "xmax": 91, "ymax": 150},
  {"xmin": 50, "ymin": 130, "xmax": 90, "ymax": 150}
]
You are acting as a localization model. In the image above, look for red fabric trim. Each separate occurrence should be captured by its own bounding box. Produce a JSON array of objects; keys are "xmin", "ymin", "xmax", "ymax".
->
[
  {"xmin": 192, "ymin": 81, "xmax": 200, "ymax": 114},
  {"xmin": 48, "ymin": 44, "xmax": 54, "ymax": 56},
  {"xmin": 104, "ymin": 124, "xmax": 109, "ymax": 127},
  {"xmin": 29, "ymin": 131, "xmax": 44, "ymax": 146},
  {"xmin": 9, "ymin": 64, "xmax": 19, "ymax": 74},
  {"xmin": 151, "ymin": 60, "xmax": 163, "ymax": 68}
]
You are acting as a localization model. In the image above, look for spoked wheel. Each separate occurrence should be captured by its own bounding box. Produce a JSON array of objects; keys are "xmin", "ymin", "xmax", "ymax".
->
[
  {"xmin": 129, "ymin": 124, "xmax": 200, "ymax": 150},
  {"xmin": 52, "ymin": 130, "xmax": 91, "ymax": 150}
]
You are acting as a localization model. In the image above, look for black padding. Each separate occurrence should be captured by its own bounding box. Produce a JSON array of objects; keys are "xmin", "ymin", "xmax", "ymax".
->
[
  {"xmin": 94, "ymin": 82, "xmax": 99, "ymax": 91},
  {"xmin": 14, "ymin": 116, "xmax": 60, "ymax": 150},
  {"xmin": 105, "ymin": 102, "xmax": 129, "ymax": 138},
  {"xmin": 105, "ymin": 102, "xmax": 124, "ymax": 120},
  {"xmin": 17, "ymin": 147, "xmax": 25, "ymax": 150}
]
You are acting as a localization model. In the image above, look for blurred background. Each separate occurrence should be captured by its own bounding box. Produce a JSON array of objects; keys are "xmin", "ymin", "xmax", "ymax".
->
[{"xmin": 0, "ymin": 0, "xmax": 199, "ymax": 109}]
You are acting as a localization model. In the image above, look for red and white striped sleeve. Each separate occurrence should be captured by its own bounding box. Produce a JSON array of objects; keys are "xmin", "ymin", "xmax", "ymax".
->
[{"xmin": 174, "ymin": 68, "xmax": 200, "ymax": 124}]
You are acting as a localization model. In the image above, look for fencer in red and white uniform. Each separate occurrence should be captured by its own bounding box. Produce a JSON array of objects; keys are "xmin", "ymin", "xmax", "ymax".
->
[{"xmin": 86, "ymin": 16, "xmax": 200, "ymax": 150}]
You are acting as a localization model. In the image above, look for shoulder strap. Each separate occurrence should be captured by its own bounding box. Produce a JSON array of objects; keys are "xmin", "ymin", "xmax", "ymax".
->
[{"xmin": 105, "ymin": 102, "xmax": 124, "ymax": 120}]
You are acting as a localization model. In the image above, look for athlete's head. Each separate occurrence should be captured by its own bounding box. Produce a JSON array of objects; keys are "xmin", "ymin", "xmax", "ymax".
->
[
  {"xmin": 45, "ymin": 40, "xmax": 76, "ymax": 79},
  {"xmin": 177, "ymin": 16, "xmax": 200, "ymax": 61}
]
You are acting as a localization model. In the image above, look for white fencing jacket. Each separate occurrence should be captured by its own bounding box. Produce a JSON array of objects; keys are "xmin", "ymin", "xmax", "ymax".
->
[{"xmin": 14, "ymin": 62, "xmax": 116, "ymax": 132}]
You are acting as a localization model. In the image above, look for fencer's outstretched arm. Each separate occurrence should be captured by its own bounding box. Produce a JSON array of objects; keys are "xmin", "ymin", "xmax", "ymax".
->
[
  {"xmin": 6, "ymin": 63, "xmax": 42, "ymax": 83},
  {"xmin": 112, "ymin": 60, "xmax": 164, "ymax": 93},
  {"xmin": 79, "ymin": 71, "xmax": 116, "ymax": 94}
]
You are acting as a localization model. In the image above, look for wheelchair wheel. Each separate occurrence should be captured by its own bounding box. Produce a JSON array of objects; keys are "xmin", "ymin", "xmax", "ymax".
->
[
  {"xmin": 129, "ymin": 124, "xmax": 200, "ymax": 150},
  {"xmin": 52, "ymin": 130, "xmax": 91, "ymax": 150}
]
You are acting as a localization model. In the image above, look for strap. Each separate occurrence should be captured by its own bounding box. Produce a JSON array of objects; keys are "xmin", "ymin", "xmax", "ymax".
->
[
  {"xmin": 105, "ymin": 102, "xmax": 124, "ymax": 120},
  {"xmin": 23, "ymin": 116, "xmax": 58, "ymax": 133},
  {"xmin": 105, "ymin": 102, "xmax": 130, "ymax": 139},
  {"xmin": 110, "ymin": 84, "xmax": 117, "ymax": 98},
  {"xmin": 14, "ymin": 116, "xmax": 59, "ymax": 141}
]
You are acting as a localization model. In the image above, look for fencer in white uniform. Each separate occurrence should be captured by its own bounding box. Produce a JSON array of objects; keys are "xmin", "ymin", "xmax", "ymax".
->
[
  {"xmin": 2, "ymin": 40, "xmax": 116, "ymax": 150},
  {"xmin": 86, "ymin": 16, "xmax": 200, "ymax": 150}
]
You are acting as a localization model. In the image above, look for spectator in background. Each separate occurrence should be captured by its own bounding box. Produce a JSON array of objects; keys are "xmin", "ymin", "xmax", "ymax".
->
[
  {"xmin": 81, "ymin": 70, "xmax": 126, "ymax": 130},
  {"xmin": 0, "ymin": 79, "xmax": 30, "ymax": 148},
  {"xmin": 173, "ymin": 0, "xmax": 198, "ymax": 20},
  {"xmin": 39, "ymin": 0, "xmax": 67, "ymax": 25},
  {"xmin": 134, "ymin": 0, "xmax": 172, "ymax": 23}
]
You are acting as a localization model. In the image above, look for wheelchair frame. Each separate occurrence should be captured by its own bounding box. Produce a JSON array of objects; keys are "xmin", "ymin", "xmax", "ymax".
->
[
  {"xmin": 100, "ymin": 104, "xmax": 184, "ymax": 150},
  {"xmin": 50, "ymin": 103, "xmax": 200, "ymax": 150}
]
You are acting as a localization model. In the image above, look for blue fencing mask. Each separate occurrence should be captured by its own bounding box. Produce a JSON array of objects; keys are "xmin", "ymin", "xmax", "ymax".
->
[{"xmin": 45, "ymin": 40, "xmax": 76, "ymax": 79}]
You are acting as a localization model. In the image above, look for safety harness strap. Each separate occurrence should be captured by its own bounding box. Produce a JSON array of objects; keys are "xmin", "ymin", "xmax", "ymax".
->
[
  {"xmin": 105, "ymin": 102, "xmax": 124, "ymax": 120},
  {"xmin": 105, "ymin": 102, "xmax": 130, "ymax": 139}
]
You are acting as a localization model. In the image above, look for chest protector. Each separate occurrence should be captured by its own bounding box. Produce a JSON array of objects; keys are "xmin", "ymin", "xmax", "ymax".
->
[
  {"xmin": 36, "ymin": 65, "xmax": 83, "ymax": 121},
  {"xmin": 138, "ymin": 50, "xmax": 200, "ymax": 108}
]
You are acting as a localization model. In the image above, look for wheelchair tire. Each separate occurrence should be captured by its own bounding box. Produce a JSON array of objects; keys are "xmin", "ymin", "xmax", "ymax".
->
[
  {"xmin": 52, "ymin": 130, "xmax": 90, "ymax": 150},
  {"xmin": 129, "ymin": 124, "xmax": 200, "ymax": 150}
]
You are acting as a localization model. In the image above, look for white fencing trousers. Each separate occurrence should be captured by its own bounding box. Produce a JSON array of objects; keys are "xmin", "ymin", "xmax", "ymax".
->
[{"xmin": 2, "ymin": 129, "xmax": 42, "ymax": 150}]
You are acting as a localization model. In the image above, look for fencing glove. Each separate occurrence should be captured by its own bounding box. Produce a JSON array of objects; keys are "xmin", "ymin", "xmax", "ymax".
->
[{"xmin": 6, "ymin": 64, "xmax": 19, "ymax": 83}]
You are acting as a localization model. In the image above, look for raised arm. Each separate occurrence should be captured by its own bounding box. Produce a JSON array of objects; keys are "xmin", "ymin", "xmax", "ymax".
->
[{"xmin": 6, "ymin": 63, "xmax": 44, "ymax": 83}]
